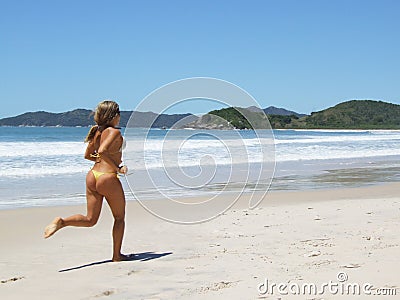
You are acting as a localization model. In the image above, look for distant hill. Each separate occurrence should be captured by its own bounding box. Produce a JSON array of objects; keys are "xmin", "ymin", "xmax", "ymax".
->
[
  {"xmin": 179, "ymin": 113, "xmax": 234, "ymax": 130},
  {"xmin": 2, "ymin": 100, "xmax": 399, "ymax": 129},
  {"xmin": 0, "ymin": 109, "xmax": 94, "ymax": 127},
  {"xmin": 184, "ymin": 100, "xmax": 400, "ymax": 130},
  {"xmin": 300, "ymin": 100, "xmax": 400, "ymax": 129},
  {"xmin": 183, "ymin": 107, "xmax": 269, "ymax": 130},
  {"xmin": 265, "ymin": 106, "xmax": 306, "ymax": 117},
  {"xmin": 0, "ymin": 109, "xmax": 197, "ymax": 128},
  {"xmin": 246, "ymin": 105, "xmax": 305, "ymax": 117},
  {"xmin": 126, "ymin": 111, "xmax": 198, "ymax": 128},
  {"xmin": 0, "ymin": 105, "xmax": 301, "ymax": 128}
]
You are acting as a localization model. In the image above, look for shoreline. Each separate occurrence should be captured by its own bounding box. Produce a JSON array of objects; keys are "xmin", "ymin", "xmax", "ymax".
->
[
  {"xmin": 0, "ymin": 179, "xmax": 399, "ymax": 213},
  {"xmin": 1, "ymin": 183, "xmax": 399, "ymax": 299},
  {"xmin": 2, "ymin": 154, "xmax": 400, "ymax": 211},
  {"xmin": 0, "ymin": 181, "xmax": 400, "ymax": 216}
]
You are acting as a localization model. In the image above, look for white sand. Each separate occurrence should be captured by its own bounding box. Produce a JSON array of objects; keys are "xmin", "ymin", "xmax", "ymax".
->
[{"xmin": 0, "ymin": 184, "xmax": 399, "ymax": 299}]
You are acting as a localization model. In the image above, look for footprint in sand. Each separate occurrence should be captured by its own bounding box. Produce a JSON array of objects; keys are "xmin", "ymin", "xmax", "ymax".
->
[
  {"xmin": 341, "ymin": 263, "xmax": 361, "ymax": 269},
  {"xmin": 304, "ymin": 250, "xmax": 321, "ymax": 257},
  {"xmin": 94, "ymin": 290, "xmax": 114, "ymax": 297},
  {"xmin": 1, "ymin": 276, "xmax": 24, "ymax": 284}
]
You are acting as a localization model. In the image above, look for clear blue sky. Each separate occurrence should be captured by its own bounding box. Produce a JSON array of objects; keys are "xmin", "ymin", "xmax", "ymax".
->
[{"xmin": 1, "ymin": 0, "xmax": 399, "ymax": 118}]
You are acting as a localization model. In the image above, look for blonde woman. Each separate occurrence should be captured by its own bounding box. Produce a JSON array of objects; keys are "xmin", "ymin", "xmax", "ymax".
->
[{"xmin": 44, "ymin": 100, "xmax": 129, "ymax": 262}]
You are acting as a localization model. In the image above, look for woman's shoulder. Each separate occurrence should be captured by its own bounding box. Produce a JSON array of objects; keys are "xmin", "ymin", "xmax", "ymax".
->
[
  {"xmin": 102, "ymin": 126, "xmax": 121, "ymax": 137},
  {"xmin": 102, "ymin": 126, "xmax": 120, "ymax": 133}
]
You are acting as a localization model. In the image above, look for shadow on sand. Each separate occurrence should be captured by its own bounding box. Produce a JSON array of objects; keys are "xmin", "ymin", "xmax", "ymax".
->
[{"xmin": 58, "ymin": 251, "xmax": 173, "ymax": 273}]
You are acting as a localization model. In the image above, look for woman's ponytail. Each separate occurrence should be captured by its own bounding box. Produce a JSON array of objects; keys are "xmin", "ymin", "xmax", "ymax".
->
[{"xmin": 84, "ymin": 125, "xmax": 98, "ymax": 143}]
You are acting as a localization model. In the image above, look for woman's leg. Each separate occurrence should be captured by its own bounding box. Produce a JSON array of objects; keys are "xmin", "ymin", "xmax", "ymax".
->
[
  {"xmin": 96, "ymin": 174, "xmax": 126, "ymax": 261},
  {"xmin": 44, "ymin": 171, "xmax": 103, "ymax": 238}
]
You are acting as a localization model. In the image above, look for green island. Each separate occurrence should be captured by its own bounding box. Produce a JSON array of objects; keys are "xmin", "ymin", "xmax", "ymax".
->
[{"xmin": 203, "ymin": 100, "xmax": 400, "ymax": 130}]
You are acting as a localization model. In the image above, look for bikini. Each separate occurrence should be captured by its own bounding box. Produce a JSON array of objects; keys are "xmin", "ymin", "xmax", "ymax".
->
[
  {"xmin": 90, "ymin": 137, "xmax": 126, "ymax": 181},
  {"xmin": 91, "ymin": 168, "xmax": 118, "ymax": 181}
]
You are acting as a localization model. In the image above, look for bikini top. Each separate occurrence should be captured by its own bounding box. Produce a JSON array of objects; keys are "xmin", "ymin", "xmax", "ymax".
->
[{"xmin": 90, "ymin": 136, "xmax": 125, "ymax": 159}]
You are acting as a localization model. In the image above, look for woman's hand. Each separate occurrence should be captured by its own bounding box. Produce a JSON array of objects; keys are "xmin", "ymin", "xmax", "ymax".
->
[{"xmin": 118, "ymin": 165, "xmax": 128, "ymax": 174}]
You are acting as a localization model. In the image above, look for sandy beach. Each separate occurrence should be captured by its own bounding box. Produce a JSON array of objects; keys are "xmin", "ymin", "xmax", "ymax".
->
[{"xmin": 1, "ymin": 184, "xmax": 399, "ymax": 299}]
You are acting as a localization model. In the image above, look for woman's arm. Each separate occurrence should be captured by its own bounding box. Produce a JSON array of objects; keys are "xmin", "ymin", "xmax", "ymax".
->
[{"xmin": 84, "ymin": 140, "xmax": 97, "ymax": 161}]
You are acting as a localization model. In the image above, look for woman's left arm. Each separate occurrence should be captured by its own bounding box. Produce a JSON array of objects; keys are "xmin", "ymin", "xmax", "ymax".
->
[{"xmin": 84, "ymin": 140, "xmax": 97, "ymax": 161}]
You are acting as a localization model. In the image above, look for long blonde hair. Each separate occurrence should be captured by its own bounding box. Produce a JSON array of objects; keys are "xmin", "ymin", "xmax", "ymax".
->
[{"xmin": 85, "ymin": 100, "xmax": 120, "ymax": 142}]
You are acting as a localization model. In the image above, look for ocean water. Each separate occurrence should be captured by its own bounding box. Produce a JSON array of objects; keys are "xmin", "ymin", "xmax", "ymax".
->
[{"xmin": 1, "ymin": 127, "xmax": 400, "ymax": 210}]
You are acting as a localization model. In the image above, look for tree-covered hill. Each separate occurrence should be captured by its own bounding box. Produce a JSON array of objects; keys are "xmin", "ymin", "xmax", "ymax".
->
[
  {"xmin": 246, "ymin": 105, "xmax": 306, "ymax": 117},
  {"xmin": 209, "ymin": 107, "xmax": 270, "ymax": 129},
  {"xmin": 0, "ymin": 109, "xmax": 196, "ymax": 128},
  {"xmin": 0, "ymin": 109, "xmax": 94, "ymax": 127},
  {"xmin": 301, "ymin": 100, "xmax": 400, "ymax": 129},
  {"xmin": 187, "ymin": 100, "xmax": 400, "ymax": 130}
]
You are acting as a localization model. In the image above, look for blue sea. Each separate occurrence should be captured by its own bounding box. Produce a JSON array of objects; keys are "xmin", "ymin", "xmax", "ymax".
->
[{"xmin": 1, "ymin": 127, "xmax": 400, "ymax": 210}]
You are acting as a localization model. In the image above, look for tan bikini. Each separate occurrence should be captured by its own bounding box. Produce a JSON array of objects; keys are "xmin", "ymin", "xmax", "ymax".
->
[{"xmin": 90, "ymin": 137, "xmax": 125, "ymax": 181}]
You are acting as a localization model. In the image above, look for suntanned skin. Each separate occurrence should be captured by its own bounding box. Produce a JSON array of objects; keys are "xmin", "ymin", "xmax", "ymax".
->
[{"xmin": 44, "ymin": 115, "xmax": 129, "ymax": 262}]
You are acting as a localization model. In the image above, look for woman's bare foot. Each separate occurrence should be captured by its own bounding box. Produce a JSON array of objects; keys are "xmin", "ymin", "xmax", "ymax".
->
[
  {"xmin": 44, "ymin": 217, "xmax": 63, "ymax": 239},
  {"xmin": 112, "ymin": 253, "xmax": 133, "ymax": 262}
]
